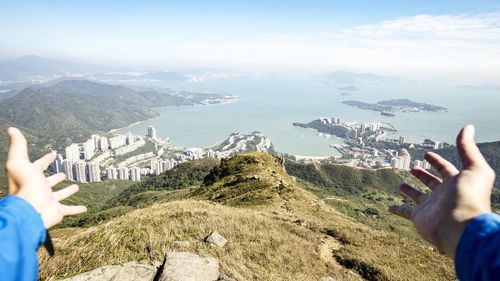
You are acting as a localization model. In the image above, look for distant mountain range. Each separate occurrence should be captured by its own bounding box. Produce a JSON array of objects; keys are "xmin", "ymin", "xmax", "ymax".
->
[{"xmin": 0, "ymin": 55, "xmax": 241, "ymax": 82}]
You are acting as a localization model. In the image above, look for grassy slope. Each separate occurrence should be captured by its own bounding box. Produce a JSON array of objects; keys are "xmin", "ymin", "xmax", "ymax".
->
[
  {"xmin": 285, "ymin": 162, "xmax": 427, "ymax": 241},
  {"xmin": 41, "ymin": 152, "xmax": 454, "ymax": 281}
]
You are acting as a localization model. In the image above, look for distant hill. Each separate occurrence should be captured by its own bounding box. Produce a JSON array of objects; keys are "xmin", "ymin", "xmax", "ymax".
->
[
  {"xmin": 41, "ymin": 152, "xmax": 455, "ymax": 280},
  {"xmin": 0, "ymin": 55, "xmax": 121, "ymax": 81},
  {"xmin": 320, "ymin": 71, "xmax": 400, "ymax": 85},
  {"xmin": 0, "ymin": 80, "xmax": 202, "ymax": 147}
]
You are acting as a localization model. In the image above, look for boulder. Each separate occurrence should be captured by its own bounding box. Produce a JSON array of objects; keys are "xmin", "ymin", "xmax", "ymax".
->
[
  {"xmin": 62, "ymin": 262, "xmax": 157, "ymax": 281},
  {"xmin": 204, "ymin": 231, "xmax": 228, "ymax": 248},
  {"xmin": 160, "ymin": 252, "xmax": 219, "ymax": 281}
]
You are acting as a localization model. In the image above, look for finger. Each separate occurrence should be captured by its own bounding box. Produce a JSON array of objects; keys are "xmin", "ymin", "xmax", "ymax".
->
[
  {"xmin": 53, "ymin": 184, "xmax": 79, "ymax": 201},
  {"xmin": 389, "ymin": 205, "xmax": 412, "ymax": 220},
  {"xmin": 6, "ymin": 127, "xmax": 29, "ymax": 164},
  {"xmin": 411, "ymin": 167, "xmax": 442, "ymax": 190},
  {"xmin": 425, "ymin": 152, "xmax": 459, "ymax": 178},
  {"xmin": 456, "ymin": 125, "xmax": 488, "ymax": 169},
  {"xmin": 47, "ymin": 173, "xmax": 66, "ymax": 187},
  {"xmin": 400, "ymin": 183, "xmax": 426, "ymax": 204},
  {"xmin": 33, "ymin": 152, "xmax": 57, "ymax": 172},
  {"xmin": 61, "ymin": 205, "xmax": 87, "ymax": 216}
]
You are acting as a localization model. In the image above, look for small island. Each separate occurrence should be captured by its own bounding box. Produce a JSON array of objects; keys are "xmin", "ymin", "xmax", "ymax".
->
[
  {"xmin": 338, "ymin": 85, "xmax": 359, "ymax": 91},
  {"xmin": 342, "ymin": 98, "xmax": 447, "ymax": 113}
]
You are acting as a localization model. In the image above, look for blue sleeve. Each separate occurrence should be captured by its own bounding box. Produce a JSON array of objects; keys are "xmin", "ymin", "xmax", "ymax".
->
[
  {"xmin": 455, "ymin": 213, "xmax": 500, "ymax": 281},
  {"xmin": 0, "ymin": 195, "xmax": 46, "ymax": 281}
]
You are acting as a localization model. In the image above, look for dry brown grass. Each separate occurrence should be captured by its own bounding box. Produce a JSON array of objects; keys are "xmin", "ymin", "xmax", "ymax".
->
[{"xmin": 40, "ymin": 152, "xmax": 455, "ymax": 281}]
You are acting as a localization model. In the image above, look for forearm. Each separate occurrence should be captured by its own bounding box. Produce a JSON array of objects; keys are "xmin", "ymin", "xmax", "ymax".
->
[
  {"xmin": 0, "ymin": 195, "xmax": 46, "ymax": 281},
  {"xmin": 455, "ymin": 212, "xmax": 500, "ymax": 281}
]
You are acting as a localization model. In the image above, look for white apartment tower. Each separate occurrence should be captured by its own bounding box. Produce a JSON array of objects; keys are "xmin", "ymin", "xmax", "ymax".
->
[
  {"xmin": 88, "ymin": 162, "xmax": 101, "ymax": 183},
  {"xmin": 106, "ymin": 166, "xmax": 118, "ymax": 180},
  {"xmin": 83, "ymin": 140, "xmax": 95, "ymax": 160},
  {"xmin": 118, "ymin": 167, "xmax": 129, "ymax": 180},
  {"xmin": 99, "ymin": 137, "xmax": 109, "ymax": 151},
  {"xmin": 130, "ymin": 167, "xmax": 141, "ymax": 181},
  {"xmin": 63, "ymin": 159, "xmax": 74, "ymax": 180},
  {"xmin": 65, "ymin": 144, "xmax": 80, "ymax": 160},
  {"xmin": 148, "ymin": 126, "xmax": 157, "ymax": 140},
  {"xmin": 74, "ymin": 160, "xmax": 87, "ymax": 182}
]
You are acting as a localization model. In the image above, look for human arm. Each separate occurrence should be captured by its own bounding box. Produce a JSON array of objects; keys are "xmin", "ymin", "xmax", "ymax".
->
[
  {"xmin": 0, "ymin": 127, "xmax": 87, "ymax": 280},
  {"xmin": 389, "ymin": 125, "xmax": 498, "ymax": 280}
]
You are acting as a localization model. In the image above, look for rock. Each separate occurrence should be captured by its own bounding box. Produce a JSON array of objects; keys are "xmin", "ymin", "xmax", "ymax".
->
[
  {"xmin": 160, "ymin": 252, "xmax": 219, "ymax": 281},
  {"xmin": 204, "ymin": 231, "xmax": 228, "ymax": 248},
  {"xmin": 218, "ymin": 273, "xmax": 236, "ymax": 281},
  {"xmin": 321, "ymin": 277, "xmax": 336, "ymax": 281},
  {"xmin": 173, "ymin": 240, "xmax": 191, "ymax": 248},
  {"xmin": 62, "ymin": 262, "xmax": 157, "ymax": 281}
]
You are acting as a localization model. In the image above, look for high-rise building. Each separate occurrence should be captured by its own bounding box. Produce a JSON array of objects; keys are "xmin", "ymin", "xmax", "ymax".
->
[
  {"xmin": 399, "ymin": 136, "xmax": 406, "ymax": 146},
  {"xmin": 65, "ymin": 143, "xmax": 80, "ymax": 160},
  {"xmin": 130, "ymin": 167, "xmax": 141, "ymax": 181},
  {"xmin": 99, "ymin": 137, "xmax": 109, "ymax": 151},
  {"xmin": 106, "ymin": 166, "xmax": 118, "ymax": 180},
  {"xmin": 391, "ymin": 149, "xmax": 412, "ymax": 170},
  {"xmin": 434, "ymin": 141, "xmax": 444, "ymax": 150},
  {"xmin": 63, "ymin": 159, "xmax": 74, "ymax": 180},
  {"xmin": 74, "ymin": 160, "xmax": 87, "ymax": 182},
  {"xmin": 88, "ymin": 161, "xmax": 101, "ymax": 182},
  {"xmin": 148, "ymin": 126, "xmax": 157, "ymax": 140},
  {"xmin": 118, "ymin": 167, "xmax": 129, "ymax": 180},
  {"xmin": 83, "ymin": 140, "xmax": 95, "ymax": 160},
  {"xmin": 126, "ymin": 132, "xmax": 135, "ymax": 145},
  {"xmin": 91, "ymin": 134, "xmax": 100, "ymax": 149},
  {"xmin": 109, "ymin": 135, "xmax": 126, "ymax": 149},
  {"xmin": 50, "ymin": 154, "xmax": 64, "ymax": 173},
  {"xmin": 370, "ymin": 122, "xmax": 380, "ymax": 132}
]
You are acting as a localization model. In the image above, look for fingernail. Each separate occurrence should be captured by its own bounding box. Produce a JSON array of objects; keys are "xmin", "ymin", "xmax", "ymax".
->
[{"xmin": 464, "ymin": 125, "xmax": 475, "ymax": 140}]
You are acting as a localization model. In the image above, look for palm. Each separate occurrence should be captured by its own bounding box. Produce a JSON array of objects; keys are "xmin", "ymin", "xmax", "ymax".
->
[
  {"xmin": 390, "ymin": 125, "xmax": 495, "ymax": 257},
  {"xmin": 5, "ymin": 127, "xmax": 87, "ymax": 229}
]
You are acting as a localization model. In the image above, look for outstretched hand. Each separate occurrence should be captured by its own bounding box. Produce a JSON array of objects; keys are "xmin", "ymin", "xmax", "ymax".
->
[
  {"xmin": 389, "ymin": 125, "xmax": 495, "ymax": 257},
  {"xmin": 5, "ymin": 127, "xmax": 87, "ymax": 229}
]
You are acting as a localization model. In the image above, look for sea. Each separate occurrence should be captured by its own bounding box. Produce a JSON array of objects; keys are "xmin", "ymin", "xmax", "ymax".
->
[{"xmin": 115, "ymin": 78, "xmax": 500, "ymax": 156}]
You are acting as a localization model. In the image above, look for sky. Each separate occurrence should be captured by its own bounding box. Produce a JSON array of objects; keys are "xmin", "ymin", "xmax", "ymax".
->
[{"xmin": 1, "ymin": 0, "xmax": 500, "ymax": 82}]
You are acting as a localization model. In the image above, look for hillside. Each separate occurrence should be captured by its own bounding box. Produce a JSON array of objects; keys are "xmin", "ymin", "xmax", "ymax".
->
[
  {"xmin": 41, "ymin": 152, "xmax": 455, "ymax": 281},
  {"xmin": 0, "ymin": 80, "xmax": 196, "ymax": 146}
]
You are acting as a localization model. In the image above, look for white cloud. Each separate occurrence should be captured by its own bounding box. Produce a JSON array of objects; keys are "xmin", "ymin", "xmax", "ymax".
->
[{"xmin": 56, "ymin": 12, "xmax": 500, "ymax": 83}]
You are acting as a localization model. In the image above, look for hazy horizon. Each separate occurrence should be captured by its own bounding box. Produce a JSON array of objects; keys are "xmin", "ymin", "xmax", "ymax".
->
[{"xmin": 1, "ymin": 1, "xmax": 500, "ymax": 84}]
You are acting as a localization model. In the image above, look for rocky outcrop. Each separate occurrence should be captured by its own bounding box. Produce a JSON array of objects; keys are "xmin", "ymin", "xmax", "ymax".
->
[
  {"xmin": 160, "ymin": 252, "xmax": 219, "ymax": 281},
  {"xmin": 62, "ymin": 252, "xmax": 229, "ymax": 281},
  {"xmin": 204, "ymin": 231, "xmax": 228, "ymax": 248},
  {"xmin": 62, "ymin": 262, "xmax": 158, "ymax": 281}
]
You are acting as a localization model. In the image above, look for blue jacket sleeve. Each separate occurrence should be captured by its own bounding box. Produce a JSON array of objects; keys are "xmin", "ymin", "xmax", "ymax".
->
[
  {"xmin": 0, "ymin": 195, "xmax": 46, "ymax": 281},
  {"xmin": 455, "ymin": 213, "xmax": 500, "ymax": 281}
]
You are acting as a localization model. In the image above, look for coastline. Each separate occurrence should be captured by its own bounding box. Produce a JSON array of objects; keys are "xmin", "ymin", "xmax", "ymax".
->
[{"xmin": 107, "ymin": 97, "xmax": 238, "ymax": 135}]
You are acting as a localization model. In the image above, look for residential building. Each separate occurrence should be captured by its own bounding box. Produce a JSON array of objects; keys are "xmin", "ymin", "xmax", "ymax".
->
[
  {"xmin": 99, "ymin": 137, "xmax": 109, "ymax": 151},
  {"xmin": 63, "ymin": 159, "xmax": 74, "ymax": 180},
  {"xmin": 83, "ymin": 140, "xmax": 95, "ymax": 160},
  {"xmin": 74, "ymin": 160, "xmax": 87, "ymax": 182},
  {"xmin": 148, "ymin": 125, "xmax": 157, "ymax": 140},
  {"xmin": 107, "ymin": 166, "xmax": 118, "ymax": 180},
  {"xmin": 109, "ymin": 135, "xmax": 126, "ymax": 149},
  {"xmin": 88, "ymin": 161, "xmax": 101, "ymax": 182},
  {"xmin": 399, "ymin": 136, "xmax": 406, "ymax": 146},
  {"xmin": 130, "ymin": 167, "xmax": 141, "ymax": 181},
  {"xmin": 118, "ymin": 167, "xmax": 129, "ymax": 180},
  {"xmin": 65, "ymin": 143, "xmax": 80, "ymax": 160}
]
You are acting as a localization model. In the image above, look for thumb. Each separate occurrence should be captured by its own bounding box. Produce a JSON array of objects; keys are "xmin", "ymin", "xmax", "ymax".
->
[{"xmin": 456, "ymin": 125, "xmax": 487, "ymax": 169}]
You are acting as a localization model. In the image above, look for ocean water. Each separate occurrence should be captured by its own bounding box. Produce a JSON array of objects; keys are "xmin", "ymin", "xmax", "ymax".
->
[{"xmin": 116, "ymin": 78, "xmax": 500, "ymax": 156}]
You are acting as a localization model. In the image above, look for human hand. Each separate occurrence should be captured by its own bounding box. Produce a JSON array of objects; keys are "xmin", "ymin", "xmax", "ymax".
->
[
  {"xmin": 5, "ymin": 127, "xmax": 87, "ymax": 229},
  {"xmin": 389, "ymin": 125, "xmax": 495, "ymax": 257}
]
